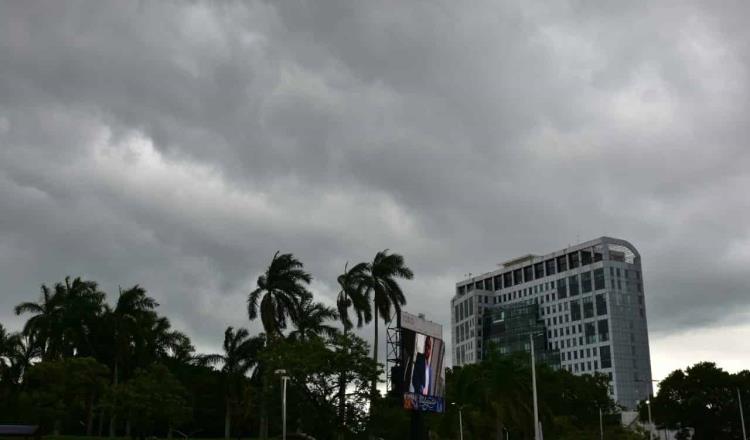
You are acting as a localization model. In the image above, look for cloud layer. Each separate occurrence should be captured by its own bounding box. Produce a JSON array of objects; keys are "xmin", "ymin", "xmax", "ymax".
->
[{"xmin": 2, "ymin": 0, "xmax": 750, "ymax": 370}]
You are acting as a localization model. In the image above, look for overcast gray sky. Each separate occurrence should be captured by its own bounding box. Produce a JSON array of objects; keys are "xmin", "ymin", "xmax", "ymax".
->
[{"xmin": 2, "ymin": 1, "xmax": 750, "ymax": 381}]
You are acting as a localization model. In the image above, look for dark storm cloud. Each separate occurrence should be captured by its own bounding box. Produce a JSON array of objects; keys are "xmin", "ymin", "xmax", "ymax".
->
[{"xmin": 2, "ymin": 0, "xmax": 750, "ymax": 363}]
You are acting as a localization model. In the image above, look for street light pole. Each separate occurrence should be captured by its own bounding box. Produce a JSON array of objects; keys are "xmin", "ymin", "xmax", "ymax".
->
[
  {"xmin": 646, "ymin": 399, "xmax": 653, "ymax": 440},
  {"xmin": 451, "ymin": 402, "xmax": 464, "ymax": 440},
  {"xmin": 530, "ymin": 333, "xmax": 540, "ymax": 440},
  {"xmin": 599, "ymin": 406, "xmax": 604, "ymax": 440},
  {"xmin": 738, "ymin": 388, "xmax": 747, "ymax": 440},
  {"xmin": 275, "ymin": 369, "xmax": 290, "ymax": 440}
]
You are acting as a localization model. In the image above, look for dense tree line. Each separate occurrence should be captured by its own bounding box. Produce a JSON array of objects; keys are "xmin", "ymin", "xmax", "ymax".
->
[{"xmin": 0, "ymin": 250, "xmax": 411, "ymax": 440}]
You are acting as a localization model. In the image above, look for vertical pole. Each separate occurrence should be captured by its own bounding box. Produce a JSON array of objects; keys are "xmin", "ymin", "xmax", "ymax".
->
[
  {"xmin": 647, "ymin": 400, "xmax": 653, "ymax": 440},
  {"xmin": 739, "ymin": 388, "xmax": 747, "ymax": 440},
  {"xmin": 458, "ymin": 408, "xmax": 464, "ymax": 440},
  {"xmin": 530, "ymin": 333, "xmax": 539, "ymax": 440},
  {"xmin": 599, "ymin": 406, "xmax": 604, "ymax": 440},
  {"xmin": 282, "ymin": 376, "xmax": 288, "ymax": 440}
]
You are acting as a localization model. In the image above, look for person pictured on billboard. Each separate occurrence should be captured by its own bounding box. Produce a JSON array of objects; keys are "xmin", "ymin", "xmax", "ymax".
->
[{"xmin": 410, "ymin": 333, "xmax": 432, "ymax": 395}]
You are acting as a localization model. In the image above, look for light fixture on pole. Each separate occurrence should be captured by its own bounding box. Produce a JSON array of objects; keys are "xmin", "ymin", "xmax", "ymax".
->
[
  {"xmin": 275, "ymin": 369, "xmax": 290, "ymax": 440},
  {"xmin": 450, "ymin": 402, "xmax": 464, "ymax": 440}
]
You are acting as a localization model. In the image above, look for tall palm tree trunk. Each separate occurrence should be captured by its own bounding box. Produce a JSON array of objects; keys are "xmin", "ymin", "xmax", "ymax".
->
[{"xmin": 371, "ymin": 308, "xmax": 379, "ymax": 402}]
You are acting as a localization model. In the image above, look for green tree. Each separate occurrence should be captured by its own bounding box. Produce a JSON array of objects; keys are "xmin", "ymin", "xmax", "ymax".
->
[
  {"xmin": 289, "ymin": 296, "xmax": 339, "ymax": 342},
  {"xmin": 199, "ymin": 327, "xmax": 264, "ymax": 440},
  {"xmin": 643, "ymin": 362, "xmax": 750, "ymax": 439},
  {"xmin": 116, "ymin": 364, "xmax": 191, "ymax": 440},
  {"xmin": 248, "ymin": 252, "xmax": 313, "ymax": 337},
  {"xmin": 261, "ymin": 332, "xmax": 379, "ymax": 439},
  {"xmin": 25, "ymin": 357, "xmax": 109, "ymax": 436},
  {"xmin": 361, "ymin": 250, "xmax": 413, "ymax": 400}
]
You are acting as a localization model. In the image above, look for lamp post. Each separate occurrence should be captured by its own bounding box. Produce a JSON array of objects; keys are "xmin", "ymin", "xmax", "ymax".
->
[
  {"xmin": 598, "ymin": 406, "xmax": 604, "ymax": 440},
  {"xmin": 529, "ymin": 332, "xmax": 543, "ymax": 440},
  {"xmin": 646, "ymin": 400, "xmax": 653, "ymax": 440},
  {"xmin": 739, "ymin": 388, "xmax": 747, "ymax": 440},
  {"xmin": 275, "ymin": 369, "xmax": 290, "ymax": 440},
  {"xmin": 451, "ymin": 402, "xmax": 464, "ymax": 440}
]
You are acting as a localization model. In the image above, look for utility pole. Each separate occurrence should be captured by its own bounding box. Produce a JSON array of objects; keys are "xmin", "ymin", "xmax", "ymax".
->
[
  {"xmin": 530, "ymin": 333, "xmax": 540, "ymax": 440},
  {"xmin": 599, "ymin": 406, "xmax": 604, "ymax": 440}
]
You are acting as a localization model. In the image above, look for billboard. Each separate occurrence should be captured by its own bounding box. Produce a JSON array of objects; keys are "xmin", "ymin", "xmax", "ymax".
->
[{"xmin": 400, "ymin": 312, "xmax": 445, "ymax": 413}]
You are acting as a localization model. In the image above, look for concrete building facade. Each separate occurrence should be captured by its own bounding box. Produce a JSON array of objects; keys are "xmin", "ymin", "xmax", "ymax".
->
[{"xmin": 450, "ymin": 236, "xmax": 653, "ymax": 409}]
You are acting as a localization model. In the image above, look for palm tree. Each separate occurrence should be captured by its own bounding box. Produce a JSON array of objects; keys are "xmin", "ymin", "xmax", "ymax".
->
[
  {"xmin": 288, "ymin": 296, "xmax": 339, "ymax": 342},
  {"xmin": 362, "ymin": 250, "xmax": 413, "ymax": 396},
  {"xmin": 248, "ymin": 252, "xmax": 312, "ymax": 337},
  {"xmin": 105, "ymin": 285, "xmax": 158, "ymax": 437},
  {"xmin": 14, "ymin": 284, "xmax": 65, "ymax": 360},
  {"xmin": 199, "ymin": 327, "xmax": 264, "ymax": 440},
  {"xmin": 336, "ymin": 262, "xmax": 371, "ymax": 333},
  {"xmin": 248, "ymin": 252, "xmax": 312, "ymax": 440},
  {"xmin": 335, "ymin": 262, "xmax": 371, "ymax": 439},
  {"xmin": 58, "ymin": 276, "xmax": 106, "ymax": 358}
]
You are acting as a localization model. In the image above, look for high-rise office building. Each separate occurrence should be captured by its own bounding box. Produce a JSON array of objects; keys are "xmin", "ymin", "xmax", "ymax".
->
[{"xmin": 450, "ymin": 237, "xmax": 653, "ymax": 409}]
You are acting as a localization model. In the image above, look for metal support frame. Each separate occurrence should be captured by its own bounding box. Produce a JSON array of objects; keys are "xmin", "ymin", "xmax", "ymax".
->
[{"xmin": 385, "ymin": 312, "xmax": 402, "ymax": 393}]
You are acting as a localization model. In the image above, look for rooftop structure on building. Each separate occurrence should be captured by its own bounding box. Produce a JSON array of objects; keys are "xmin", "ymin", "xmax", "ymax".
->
[{"xmin": 450, "ymin": 236, "xmax": 653, "ymax": 409}]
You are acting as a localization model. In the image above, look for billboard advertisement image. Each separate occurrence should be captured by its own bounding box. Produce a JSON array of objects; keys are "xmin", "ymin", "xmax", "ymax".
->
[{"xmin": 400, "ymin": 311, "xmax": 445, "ymax": 413}]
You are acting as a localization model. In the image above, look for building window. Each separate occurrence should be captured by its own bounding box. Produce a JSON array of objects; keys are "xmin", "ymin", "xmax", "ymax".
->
[
  {"xmin": 568, "ymin": 275, "xmax": 580, "ymax": 296},
  {"xmin": 594, "ymin": 268, "xmax": 605, "ymax": 290},
  {"xmin": 557, "ymin": 255, "xmax": 568, "ymax": 272},
  {"xmin": 596, "ymin": 294, "xmax": 607, "ymax": 316},
  {"xmin": 568, "ymin": 252, "xmax": 580, "ymax": 269},
  {"xmin": 583, "ymin": 296, "xmax": 594, "ymax": 318},
  {"xmin": 475, "ymin": 281, "xmax": 483, "ymax": 290},
  {"xmin": 458, "ymin": 285, "xmax": 466, "ymax": 295},
  {"xmin": 581, "ymin": 249, "xmax": 592, "ymax": 266},
  {"xmin": 494, "ymin": 275, "xmax": 503, "ymax": 290},
  {"xmin": 557, "ymin": 279, "xmax": 568, "ymax": 299},
  {"xmin": 524, "ymin": 265, "xmax": 533, "ymax": 282},
  {"xmin": 600, "ymin": 345, "xmax": 612, "ymax": 369},
  {"xmin": 546, "ymin": 259, "xmax": 556, "ymax": 275},
  {"xmin": 581, "ymin": 271, "xmax": 592, "ymax": 293},
  {"xmin": 534, "ymin": 262, "xmax": 545, "ymax": 279},
  {"xmin": 484, "ymin": 278, "xmax": 493, "ymax": 290},
  {"xmin": 513, "ymin": 269, "xmax": 523, "ymax": 285},
  {"xmin": 598, "ymin": 320, "xmax": 609, "ymax": 342},
  {"xmin": 570, "ymin": 300, "xmax": 581, "ymax": 321},
  {"xmin": 585, "ymin": 322, "xmax": 597, "ymax": 344}
]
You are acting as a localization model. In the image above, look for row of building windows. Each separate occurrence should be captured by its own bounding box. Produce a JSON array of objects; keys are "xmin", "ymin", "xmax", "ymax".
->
[
  {"xmin": 458, "ymin": 257, "xmax": 642, "ymax": 297},
  {"xmin": 457, "ymin": 248, "xmax": 614, "ymax": 295}
]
